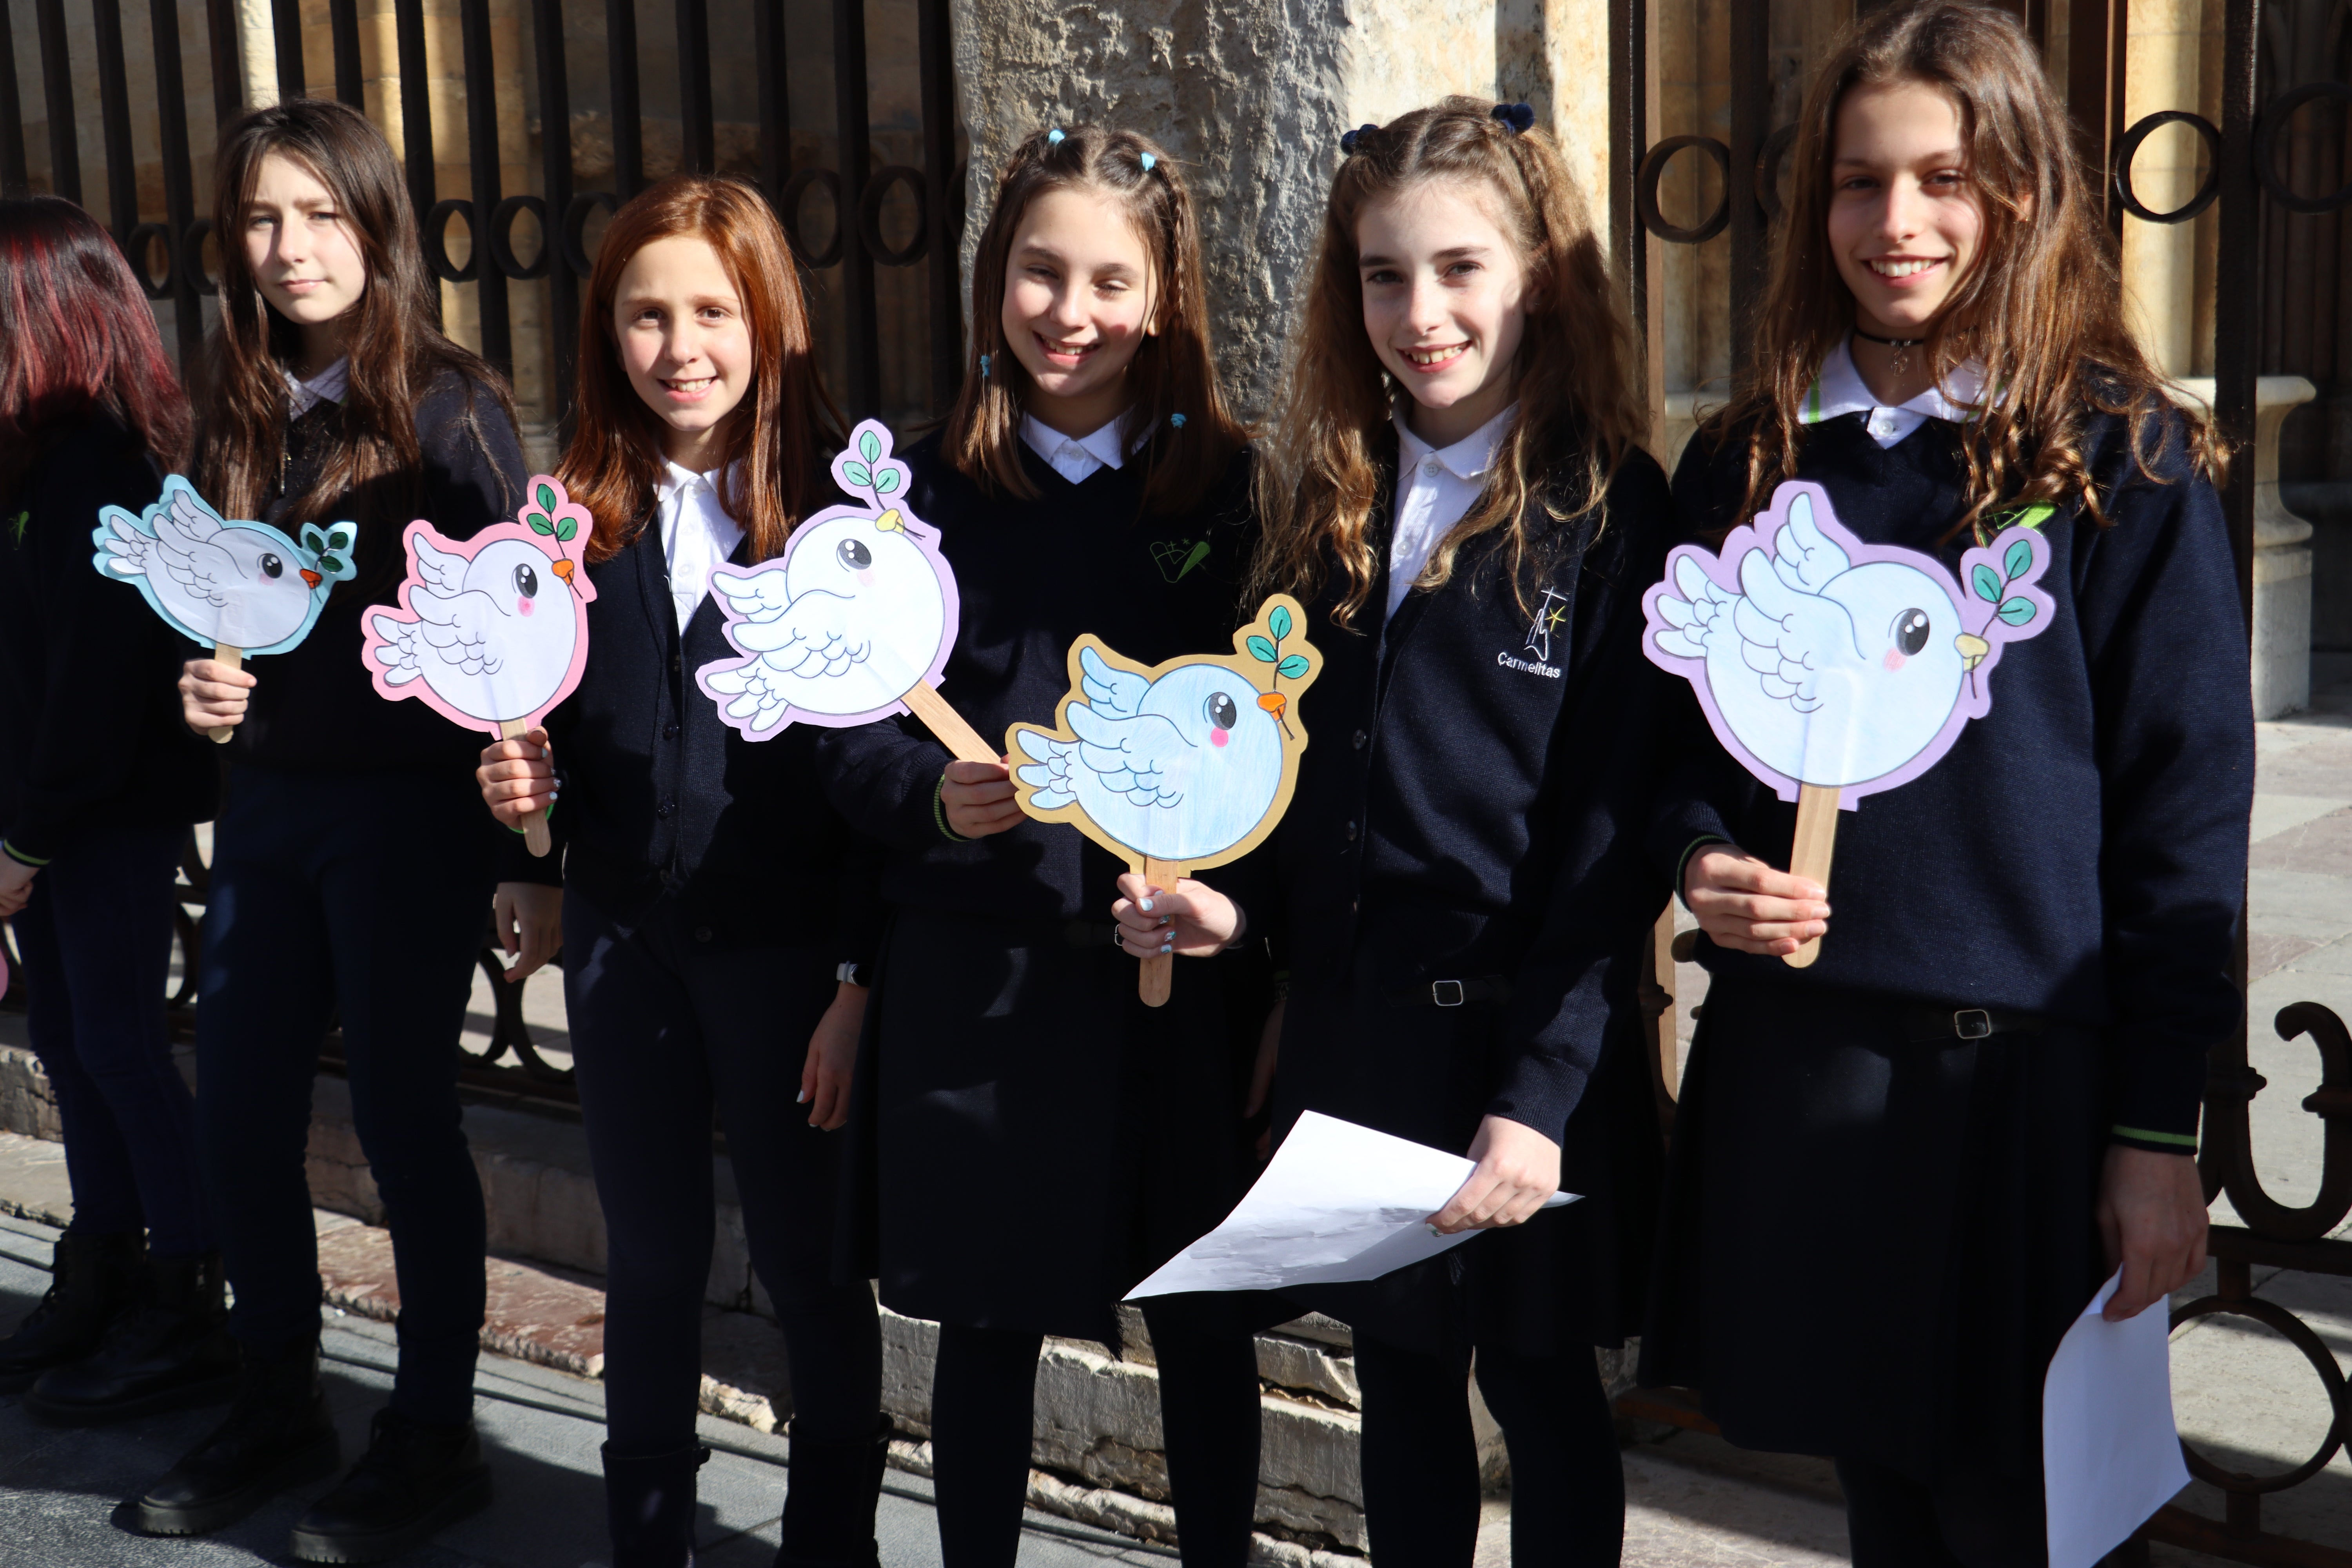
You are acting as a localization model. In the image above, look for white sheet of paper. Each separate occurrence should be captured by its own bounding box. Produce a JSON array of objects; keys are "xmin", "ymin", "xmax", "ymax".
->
[
  {"xmin": 1123, "ymin": 1111, "xmax": 1577, "ymax": 1299},
  {"xmin": 2042, "ymin": 1269, "xmax": 2191, "ymax": 1568}
]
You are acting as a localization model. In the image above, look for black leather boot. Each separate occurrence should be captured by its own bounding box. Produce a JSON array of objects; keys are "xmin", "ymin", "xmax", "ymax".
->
[
  {"xmin": 288, "ymin": 1407, "xmax": 494, "ymax": 1564},
  {"xmin": 775, "ymin": 1419, "xmax": 891, "ymax": 1568},
  {"xmin": 602, "ymin": 1440, "xmax": 709, "ymax": 1568},
  {"xmin": 0, "ymin": 1229, "xmax": 142, "ymax": 1393},
  {"xmin": 114, "ymin": 1330, "xmax": 341, "ymax": 1537},
  {"xmin": 26, "ymin": 1251, "xmax": 240, "ymax": 1422}
]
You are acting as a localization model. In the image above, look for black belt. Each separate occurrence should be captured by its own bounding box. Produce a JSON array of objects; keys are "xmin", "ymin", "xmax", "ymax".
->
[
  {"xmin": 1903, "ymin": 1006, "xmax": 2049, "ymax": 1043},
  {"xmin": 1390, "ymin": 976, "xmax": 1513, "ymax": 1008}
]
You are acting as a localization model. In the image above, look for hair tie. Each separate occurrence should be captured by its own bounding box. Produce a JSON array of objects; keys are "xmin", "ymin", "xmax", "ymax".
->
[
  {"xmin": 979, "ymin": 353, "xmax": 990, "ymax": 377},
  {"xmin": 1340, "ymin": 123, "xmax": 1378, "ymax": 156},
  {"xmin": 1139, "ymin": 152, "xmax": 1156, "ymax": 172},
  {"xmin": 1169, "ymin": 412, "xmax": 1187, "ymax": 429},
  {"xmin": 1046, "ymin": 127, "xmax": 1065, "ymax": 147},
  {"xmin": 1490, "ymin": 102, "xmax": 1535, "ymax": 134}
]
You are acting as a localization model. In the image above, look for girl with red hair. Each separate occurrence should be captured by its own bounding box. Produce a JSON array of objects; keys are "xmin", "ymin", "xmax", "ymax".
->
[
  {"xmin": 475, "ymin": 174, "xmax": 888, "ymax": 1568},
  {"xmin": 0, "ymin": 196, "xmax": 224, "ymax": 1412}
]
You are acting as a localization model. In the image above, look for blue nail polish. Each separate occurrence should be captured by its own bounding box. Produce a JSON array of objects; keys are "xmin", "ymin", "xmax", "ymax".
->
[{"xmin": 1140, "ymin": 898, "xmax": 1154, "ymax": 912}]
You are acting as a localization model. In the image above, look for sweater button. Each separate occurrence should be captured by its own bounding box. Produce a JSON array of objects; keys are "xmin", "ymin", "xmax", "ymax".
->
[
  {"xmin": 694, "ymin": 926, "xmax": 713, "ymax": 943},
  {"xmin": 663, "ymin": 722, "xmax": 679, "ymax": 740},
  {"xmin": 1352, "ymin": 729, "xmax": 1367, "ymax": 750},
  {"xmin": 671, "ymin": 653, "xmax": 681, "ymax": 672}
]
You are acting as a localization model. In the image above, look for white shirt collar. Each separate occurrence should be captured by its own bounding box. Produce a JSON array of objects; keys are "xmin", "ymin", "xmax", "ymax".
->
[
  {"xmin": 1393, "ymin": 401, "xmax": 1516, "ymax": 484},
  {"xmin": 1803, "ymin": 336, "xmax": 1987, "ymax": 448},
  {"xmin": 653, "ymin": 461, "xmax": 745, "ymax": 632},
  {"xmin": 1020, "ymin": 414, "xmax": 1132, "ymax": 485},
  {"xmin": 283, "ymin": 357, "xmax": 350, "ymax": 419}
]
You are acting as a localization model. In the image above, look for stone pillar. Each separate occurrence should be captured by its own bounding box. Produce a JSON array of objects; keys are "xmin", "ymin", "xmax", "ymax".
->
[
  {"xmin": 949, "ymin": 0, "xmax": 1615, "ymax": 420},
  {"xmin": 2119, "ymin": 0, "xmax": 2222, "ymax": 378},
  {"xmin": 2172, "ymin": 376, "xmax": 2317, "ymax": 719}
]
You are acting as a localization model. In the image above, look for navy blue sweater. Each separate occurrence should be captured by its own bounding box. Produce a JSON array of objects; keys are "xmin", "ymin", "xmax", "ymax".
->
[
  {"xmin": 0, "ymin": 416, "xmax": 218, "ymax": 862},
  {"xmin": 525, "ymin": 515, "xmax": 880, "ymax": 961},
  {"xmin": 815, "ymin": 431, "xmax": 1258, "ymax": 920},
  {"xmin": 1271, "ymin": 440, "xmax": 1677, "ymax": 1147},
  {"xmin": 1659, "ymin": 406, "xmax": 2251, "ymax": 1151}
]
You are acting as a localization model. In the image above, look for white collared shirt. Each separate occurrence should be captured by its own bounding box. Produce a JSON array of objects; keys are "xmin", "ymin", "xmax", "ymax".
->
[
  {"xmin": 1020, "ymin": 414, "xmax": 1131, "ymax": 485},
  {"xmin": 1804, "ymin": 336, "xmax": 1987, "ymax": 448},
  {"xmin": 283, "ymin": 356, "xmax": 350, "ymax": 418},
  {"xmin": 1387, "ymin": 403, "xmax": 1517, "ymax": 620},
  {"xmin": 652, "ymin": 461, "xmax": 746, "ymax": 632}
]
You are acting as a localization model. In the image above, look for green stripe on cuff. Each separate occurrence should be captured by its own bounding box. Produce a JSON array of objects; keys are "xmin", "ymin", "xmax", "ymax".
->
[
  {"xmin": 2112, "ymin": 1124, "xmax": 2199, "ymax": 1149},
  {"xmin": 2, "ymin": 841, "xmax": 50, "ymax": 867}
]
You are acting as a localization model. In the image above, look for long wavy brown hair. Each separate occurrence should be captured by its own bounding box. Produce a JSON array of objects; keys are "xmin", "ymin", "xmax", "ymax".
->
[
  {"xmin": 195, "ymin": 98, "xmax": 512, "ymax": 595},
  {"xmin": 1250, "ymin": 99, "xmax": 1646, "ymax": 630},
  {"xmin": 1708, "ymin": 0, "xmax": 2222, "ymax": 538},
  {"xmin": 939, "ymin": 125, "xmax": 1245, "ymax": 515},
  {"xmin": 562, "ymin": 176, "xmax": 842, "ymax": 564}
]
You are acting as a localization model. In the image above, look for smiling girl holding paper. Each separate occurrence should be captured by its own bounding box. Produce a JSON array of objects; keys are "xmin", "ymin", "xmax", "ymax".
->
[{"xmin": 1646, "ymin": 7, "xmax": 2239, "ymax": 1561}]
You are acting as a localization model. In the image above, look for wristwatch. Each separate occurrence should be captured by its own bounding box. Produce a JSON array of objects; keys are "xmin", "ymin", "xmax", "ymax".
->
[{"xmin": 835, "ymin": 960, "xmax": 869, "ymax": 988}]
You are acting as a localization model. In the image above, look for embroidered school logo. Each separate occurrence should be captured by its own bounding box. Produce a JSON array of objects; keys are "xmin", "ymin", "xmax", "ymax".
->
[
  {"xmin": 1151, "ymin": 535, "xmax": 1210, "ymax": 583},
  {"xmin": 1497, "ymin": 587, "xmax": 1566, "ymax": 679}
]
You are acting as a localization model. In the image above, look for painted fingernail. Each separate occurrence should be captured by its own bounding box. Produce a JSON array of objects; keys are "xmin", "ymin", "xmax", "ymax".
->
[
  {"xmin": 796, "ymin": 1090, "xmax": 808, "ymax": 1103},
  {"xmin": 1140, "ymin": 898, "xmax": 1154, "ymax": 912}
]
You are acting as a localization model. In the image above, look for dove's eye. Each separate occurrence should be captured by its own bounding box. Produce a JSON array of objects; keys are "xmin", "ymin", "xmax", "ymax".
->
[
  {"xmin": 1893, "ymin": 608, "xmax": 1930, "ymax": 656},
  {"xmin": 837, "ymin": 539, "xmax": 873, "ymax": 570},
  {"xmin": 259, "ymin": 553, "xmax": 283, "ymax": 579},
  {"xmin": 514, "ymin": 563, "xmax": 539, "ymax": 599},
  {"xmin": 1203, "ymin": 692, "xmax": 1238, "ymax": 730}
]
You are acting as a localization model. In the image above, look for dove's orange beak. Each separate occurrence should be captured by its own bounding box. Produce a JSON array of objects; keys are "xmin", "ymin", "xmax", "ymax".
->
[
  {"xmin": 299, "ymin": 568, "xmax": 322, "ymax": 588},
  {"xmin": 1955, "ymin": 632, "xmax": 1989, "ymax": 671},
  {"xmin": 552, "ymin": 559, "xmax": 575, "ymax": 584},
  {"xmin": 1257, "ymin": 693, "xmax": 1287, "ymax": 720}
]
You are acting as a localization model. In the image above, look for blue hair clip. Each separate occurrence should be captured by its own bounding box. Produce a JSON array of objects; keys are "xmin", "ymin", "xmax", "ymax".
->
[
  {"xmin": 1340, "ymin": 123, "xmax": 1378, "ymax": 156},
  {"xmin": 979, "ymin": 353, "xmax": 990, "ymax": 377},
  {"xmin": 1491, "ymin": 102, "xmax": 1535, "ymax": 134},
  {"xmin": 1169, "ymin": 413, "xmax": 1187, "ymax": 429},
  {"xmin": 1047, "ymin": 127, "xmax": 1065, "ymax": 147},
  {"xmin": 1139, "ymin": 152, "xmax": 1156, "ymax": 172}
]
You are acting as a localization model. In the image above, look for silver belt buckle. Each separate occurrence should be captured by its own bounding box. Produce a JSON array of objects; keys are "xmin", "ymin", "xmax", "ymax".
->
[
  {"xmin": 1953, "ymin": 1008, "xmax": 1993, "ymax": 1040},
  {"xmin": 1432, "ymin": 979, "xmax": 1466, "ymax": 1008}
]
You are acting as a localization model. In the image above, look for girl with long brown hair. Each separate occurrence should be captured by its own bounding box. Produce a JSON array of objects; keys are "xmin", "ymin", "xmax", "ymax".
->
[
  {"xmin": 1649, "ymin": 4, "xmax": 2239, "ymax": 1559},
  {"xmin": 1120, "ymin": 98, "xmax": 1674, "ymax": 1565},
  {"xmin": 474, "ymin": 175, "xmax": 889, "ymax": 1568},
  {"xmin": 810, "ymin": 125, "xmax": 1271, "ymax": 1567},
  {"xmin": 125, "ymin": 98, "xmax": 530, "ymax": 1561},
  {"xmin": 0, "ymin": 196, "xmax": 224, "ymax": 1416}
]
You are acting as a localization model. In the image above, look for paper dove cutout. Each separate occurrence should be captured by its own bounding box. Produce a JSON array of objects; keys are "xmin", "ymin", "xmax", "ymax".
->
[
  {"xmin": 696, "ymin": 421, "xmax": 960, "ymax": 738},
  {"xmin": 1008, "ymin": 597, "xmax": 1321, "ymax": 873},
  {"xmin": 1643, "ymin": 481, "xmax": 2053, "ymax": 806},
  {"xmin": 359, "ymin": 475, "xmax": 599, "ymax": 735},
  {"xmin": 91, "ymin": 475, "xmax": 356, "ymax": 654}
]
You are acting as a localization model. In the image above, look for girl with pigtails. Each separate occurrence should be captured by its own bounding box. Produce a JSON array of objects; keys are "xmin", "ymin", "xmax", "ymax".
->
[
  {"xmin": 1647, "ymin": 4, "xmax": 2238, "ymax": 1561},
  {"xmin": 1138, "ymin": 99, "xmax": 1677, "ymax": 1565},
  {"xmin": 813, "ymin": 126, "xmax": 1274, "ymax": 1567}
]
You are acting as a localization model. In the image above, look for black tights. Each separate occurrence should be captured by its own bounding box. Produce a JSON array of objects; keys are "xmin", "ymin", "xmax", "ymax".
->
[
  {"xmin": 929, "ymin": 1307, "xmax": 1264, "ymax": 1568},
  {"xmin": 1835, "ymin": 1454, "xmax": 2050, "ymax": 1568},
  {"xmin": 1353, "ymin": 1333, "xmax": 1624, "ymax": 1566}
]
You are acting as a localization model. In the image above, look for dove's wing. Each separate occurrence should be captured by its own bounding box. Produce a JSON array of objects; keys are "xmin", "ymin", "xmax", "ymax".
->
[
  {"xmin": 1065, "ymin": 704, "xmax": 1192, "ymax": 806},
  {"xmin": 1650, "ymin": 553, "xmax": 1740, "ymax": 661},
  {"xmin": 1012, "ymin": 730, "xmax": 1080, "ymax": 809},
  {"xmin": 101, "ymin": 515, "xmax": 154, "ymax": 577},
  {"xmin": 1078, "ymin": 646, "xmax": 1151, "ymax": 720},
  {"xmin": 164, "ymin": 484, "xmax": 225, "ymax": 543},
  {"xmin": 1770, "ymin": 491, "xmax": 1850, "ymax": 595},
  {"xmin": 407, "ymin": 586, "xmax": 500, "ymax": 676},
  {"xmin": 1731, "ymin": 546, "xmax": 1860, "ymax": 711},
  {"xmin": 726, "ymin": 587, "xmax": 869, "ymax": 678},
  {"xmin": 708, "ymin": 567, "xmax": 798, "ymax": 622},
  {"xmin": 412, "ymin": 535, "xmax": 472, "ymax": 595},
  {"xmin": 150, "ymin": 526, "xmax": 232, "ymax": 606},
  {"xmin": 368, "ymin": 613, "xmax": 428, "ymax": 684}
]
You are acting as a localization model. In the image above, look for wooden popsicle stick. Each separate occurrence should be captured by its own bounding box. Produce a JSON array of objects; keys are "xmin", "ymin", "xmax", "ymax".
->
[
  {"xmin": 1782, "ymin": 783, "xmax": 1840, "ymax": 970},
  {"xmin": 207, "ymin": 643, "xmax": 243, "ymax": 744},
  {"xmin": 499, "ymin": 718, "xmax": 554, "ymax": 858},
  {"xmin": 1139, "ymin": 857, "xmax": 1176, "ymax": 1007},
  {"xmin": 901, "ymin": 679, "xmax": 999, "ymax": 765}
]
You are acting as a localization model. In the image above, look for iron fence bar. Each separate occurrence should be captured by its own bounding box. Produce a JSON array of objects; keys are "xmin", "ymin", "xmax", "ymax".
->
[
  {"xmin": 393, "ymin": 0, "xmax": 436, "ymax": 294},
  {"xmin": 532, "ymin": 0, "xmax": 579, "ymax": 427},
  {"xmin": 204, "ymin": 0, "xmax": 241, "ymax": 128},
  {"xmin": 1725, "ymin": 0, "xmax": 1768, "ymax": 379},
  {"xmin": 833, "ymin": 0, "xmax": 878, "ymax": 417},
  {"xmin": 34, "ymin": 0, "xmax": 79, "ymax": 203},
  {"xmin": 2218, "ymin": 0, "xmax": 2260, "ymax": 624},
  {"xmin": 677, "ymin": 0, "xmax": 713, "ymax": 176},
  {"xmin": 0, "ymin": 16, "xmax": 28, "ymax": 199},
  {"xmin": 271, "ymin": 0, "xmax": 304, "ymax": 101},
  {"xmin": 90, "ymin": 0, "xmax": 139, "ymax": 245},
  {"xmin": 149, "ymin": 0, "xmax": 204, "ymax": 377},
  {"xmin": 606, "ymin": 0, "xmax": 643, "ymax": 199},
  {"xmin": 2067, "ymin": 0, "xmax": 2129, "ymax": 237},
  {"xmin": 754, "ymin": 0, "xmax": 791, "ymax": 205},
  {"xmin": 329, "ymin": 0, "xmax": 364, "ymax": 109},
  {"xmin": 918, "ymin": 0, "xmax": 960, "ymax": 411},
  {"xmin": 459, "ymin": 0, "xmax": 511, "ymax": 373}
]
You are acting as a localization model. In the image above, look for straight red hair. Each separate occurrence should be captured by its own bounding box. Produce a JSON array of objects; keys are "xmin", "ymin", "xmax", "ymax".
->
[
  {"xmin": 562, "ymin": 176, "xmax": 842, "ymax": 564},
  {"xmin": 0, "ymin": 196, "xmax": 190, "ymax": 496}
]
